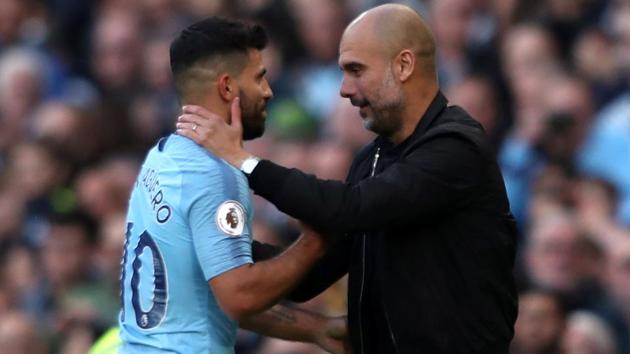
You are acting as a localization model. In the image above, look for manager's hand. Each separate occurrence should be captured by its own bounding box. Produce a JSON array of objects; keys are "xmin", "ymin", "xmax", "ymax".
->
[
  {"xmin": 176, "ymin": 98, "xmax": 251, "ymax": 168},
  {"xmin": 315, "ymin": 315, "xmax": 349, "ymax": 354}
]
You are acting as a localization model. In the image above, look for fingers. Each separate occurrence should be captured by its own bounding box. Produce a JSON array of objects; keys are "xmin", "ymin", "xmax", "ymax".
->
[
  {"xmin": 176, "ymin": 126, "xmax": 198, "ymax": 143},
  {"xmin": 180, "ymin": 101, "xmax": 241, "ymax": 132},
  {"xmin": 321, "ymin": 338, "xmax": 346, "ymax": 354},
  {"xmin": 177, "ymin": 113, "xmax": 210, "ymax": 127},
  {"xmin": 176, "ymin": 122, "xmax": 203, "ymax": 144},
  {"xmin": 182, "ymin": 104, "xmax": 220, "ymax": 120},
  {"xmin": 176, "ymin": 113, "xmax": 216, "ymax": 142},
  {"xmin": 175, "ymin": 121, "xmax": 199, "ymax": 133},
  {"xmin": 326, "ymin": 317, "xmax": 348, "ymax": 339}
]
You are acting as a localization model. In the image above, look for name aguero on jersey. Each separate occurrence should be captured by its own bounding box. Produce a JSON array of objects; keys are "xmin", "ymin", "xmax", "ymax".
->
[{"xmin": 138, "ymin": 167, "xmax": 172, "ymax": 224}]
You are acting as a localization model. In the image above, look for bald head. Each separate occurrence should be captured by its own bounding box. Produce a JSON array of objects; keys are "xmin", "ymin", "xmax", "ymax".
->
[
  {"xmin": 344, "ymin": 4, "xmax": 435, "ymax": 64},
  {"xmin": 338, "ymin": 4, "xmax": 439, "ymax": 144}
]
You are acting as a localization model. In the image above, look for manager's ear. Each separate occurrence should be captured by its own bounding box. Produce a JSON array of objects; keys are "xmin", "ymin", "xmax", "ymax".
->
[
  {"xmin": 396, "ymin": 49, "xmax": 415, "ymax": 82},
  {"xmin": 218, "ymin": 73, "xmax": 235, "ymax": 102}
]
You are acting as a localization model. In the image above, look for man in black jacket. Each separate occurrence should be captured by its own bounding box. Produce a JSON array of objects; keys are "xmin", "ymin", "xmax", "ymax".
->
[{"xmin": 177, "ymin": 4, "xmax": 518, "ymax": 354}]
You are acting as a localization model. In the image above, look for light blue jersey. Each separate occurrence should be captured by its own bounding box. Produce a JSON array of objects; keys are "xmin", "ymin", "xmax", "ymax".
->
[{"xmin": 119, "ymin": 134, "xmax": 253, "ymax": 354}]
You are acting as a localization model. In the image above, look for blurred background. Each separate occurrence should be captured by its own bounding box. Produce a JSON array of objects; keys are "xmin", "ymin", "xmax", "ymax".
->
[{"xmin": 0, "ymin": 0, "xmax": 628, "ymax": 353}]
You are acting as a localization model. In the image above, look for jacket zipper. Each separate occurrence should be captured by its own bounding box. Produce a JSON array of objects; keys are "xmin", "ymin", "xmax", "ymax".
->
[
  {"xmin": 384, "ymin": 303, "xmax": 401, "ymax": 354},
  {"xmin": 370, "ymin": 148, "xmax": 380, "ymax": 178},
  {"xmin": 358, "ymin": 147, "xmax": 380, "ymax": 354}
]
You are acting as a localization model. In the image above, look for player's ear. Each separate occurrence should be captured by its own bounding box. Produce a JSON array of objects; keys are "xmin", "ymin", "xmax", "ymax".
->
[{"xmin": 218, "ymin": 73, "xmax": 235, "ymax": 102}]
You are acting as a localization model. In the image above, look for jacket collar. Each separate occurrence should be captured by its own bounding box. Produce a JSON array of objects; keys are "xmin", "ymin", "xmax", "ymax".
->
[{"xmin": 375, "ymin": 90, "xmax": 448, "ymax": 152}]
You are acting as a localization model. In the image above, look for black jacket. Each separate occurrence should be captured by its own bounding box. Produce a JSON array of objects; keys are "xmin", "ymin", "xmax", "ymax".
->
[{"xmin": 251, "ymin": 92, "xmax": 518, "ymax": 354}]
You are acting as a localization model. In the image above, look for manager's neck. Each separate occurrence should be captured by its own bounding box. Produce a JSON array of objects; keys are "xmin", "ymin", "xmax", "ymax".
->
[{"xmin": 390, "ymin": 85, "xmax": 439, "ymax": 145}]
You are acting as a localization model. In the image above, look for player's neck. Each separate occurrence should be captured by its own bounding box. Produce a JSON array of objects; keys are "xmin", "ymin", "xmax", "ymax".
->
[
  {"xmin": 207, "ymin": 96, "xmax": 231, "ymax": 123},
  {"xmin": 182, "ymin": 96, "xmax": 230, "ymax": 123}
]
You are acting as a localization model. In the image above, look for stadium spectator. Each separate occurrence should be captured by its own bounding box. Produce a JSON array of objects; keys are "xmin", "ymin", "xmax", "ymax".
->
[
  {"xmin": 287, "ymin": 0, "xmax": 347, "ymax": 123},
  {"xmin": 446, "ymin": 74, "xmax": 504, "ymax": 148},
  {"xmin": 511, "ymin": 289, "xmax": 566, "ymax": 354},
  {"xmin": 90, "ymin": 10, "xmax": 143, "ymax": 100},
  {"xmin": 0, "ymin": 310, "xmax": 47, "ymax": 354},
  {"xmin": 74, "ymin": 157, "xmax": 140, "ymax": 220},
  {"xmin": 600, "ymin": 237, "xmax": 630, "ymax": 353},
  {"xmin": 523, "ymin": 212, "xmax": 602, "ymax": 306},
  {"xmin": 0, "ymin": 49, "xmax": 46, "ymax": 154},
  {"xmin": 562, "ymin": 311, "xmax": 617, "ymax": 354},
  {"xmin": 578, "ymin": 92, "xmax": 630, "ymax": 227},
  {"xmin": 429, "ymin": 0, "xmax": 475, "ymax": 89}
]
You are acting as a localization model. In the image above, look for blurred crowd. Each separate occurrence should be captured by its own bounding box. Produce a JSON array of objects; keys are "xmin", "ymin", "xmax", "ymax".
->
[{"xmin": 0, "ymin": 0, "xmax": 628, "ymax": 353}]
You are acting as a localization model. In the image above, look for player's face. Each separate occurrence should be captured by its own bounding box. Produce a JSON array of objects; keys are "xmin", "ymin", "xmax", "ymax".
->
[
  {"xmin": 338, "ymin": 33, "xmax": 404, "ymax": 138},
  {"xmin": 235, "ymin": 49, "xmax": 273, "ymax": 140}
]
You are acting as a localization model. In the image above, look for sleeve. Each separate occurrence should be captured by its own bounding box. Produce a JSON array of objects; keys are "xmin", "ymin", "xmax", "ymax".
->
[
  {"xmin": 248, "ymin": 134, "xmax": 486, "ymax": 234},
  {"xmin": 185, "ymin": 165, "xmax": 253, "ymax": 281},
  {"xmin": 287, "ymin": 237, "xmax": 352, "ymax": 302},
  {"xmin": 251, "ymin": 239, "xmax": 351, "ymax": 302}
]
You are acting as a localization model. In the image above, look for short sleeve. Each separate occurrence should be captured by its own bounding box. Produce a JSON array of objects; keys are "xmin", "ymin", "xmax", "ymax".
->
[{"xmin": 184, "ymin": 162, "xmax": 253, "ymax": 281}]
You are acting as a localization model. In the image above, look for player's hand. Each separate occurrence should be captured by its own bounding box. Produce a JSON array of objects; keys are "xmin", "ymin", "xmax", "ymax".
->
[
  {"xmin": 176, "ymin": 98, "xmax": 250, "ymax": 167},
  {"xmin": 313, "ymin": 316, "xmax": 349, "ymax": 354}
]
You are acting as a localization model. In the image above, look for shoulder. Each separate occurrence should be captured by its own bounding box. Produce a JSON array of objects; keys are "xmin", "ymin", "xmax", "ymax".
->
[
  {"xmin": 438, "ymin": 105, "xmax": 485, "ymax": 133},
  {"xmin": 154, "ymin": 134, "xmax": 243, "ymax": 190},
  {"xmin": 416, "ymin": 106, "xmax": 491, "ymax": 156},
  {"xmin": 162, "ymin": 134, "xmax": 220, "ymax": 165},
  {"xmin": 162, "ymin": 135, "xmax": 234, "ymax": 175}
]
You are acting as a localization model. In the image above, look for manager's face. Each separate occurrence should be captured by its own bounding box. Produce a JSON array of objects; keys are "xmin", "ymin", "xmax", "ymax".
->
[{"xmin": 338, "ymin": 30, "xmax": 404, "ymax": 138}]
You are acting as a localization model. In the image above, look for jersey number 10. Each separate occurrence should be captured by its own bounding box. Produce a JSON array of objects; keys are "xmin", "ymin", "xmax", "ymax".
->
[{"xmin": 120, "ymin": 222, "xmax": 168, "ymax": 329}]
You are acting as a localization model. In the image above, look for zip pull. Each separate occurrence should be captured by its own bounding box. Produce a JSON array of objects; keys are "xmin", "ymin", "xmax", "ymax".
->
[
  {"xmin": 358, "ymin": 146, "xmax": 381, "ymax": 354},
  {"xmin": 370, "ymin": 147, "xmax": 381, "ymax": 177}
]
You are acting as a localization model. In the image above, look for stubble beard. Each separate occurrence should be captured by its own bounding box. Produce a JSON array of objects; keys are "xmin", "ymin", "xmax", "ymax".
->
[
  {"xmin": 364, "ymin": 67, "xmax": 404, "ymax": 138},
  {"xmin": 240, "ymin": 92, "xmax": 266, "ymax": 141}
]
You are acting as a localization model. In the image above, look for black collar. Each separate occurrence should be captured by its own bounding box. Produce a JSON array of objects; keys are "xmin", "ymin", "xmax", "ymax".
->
[{"xmin": 376, "ymin": 90, "xmax": 448, "ymax": 153}]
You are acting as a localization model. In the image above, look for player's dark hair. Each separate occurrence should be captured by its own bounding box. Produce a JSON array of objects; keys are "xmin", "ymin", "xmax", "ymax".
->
[{"xmin": 170, "ymin": 17, "xmax": 268, "ymax": 98}]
